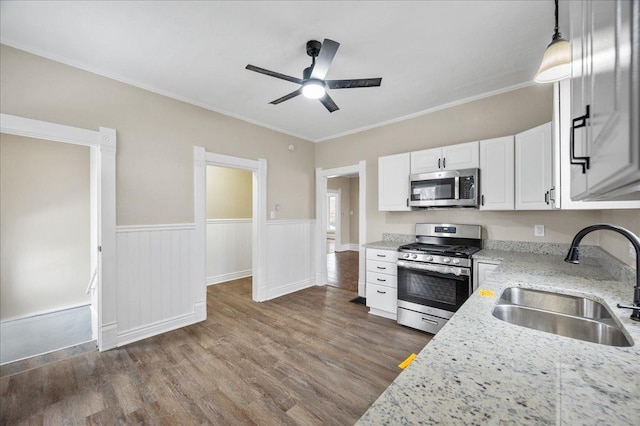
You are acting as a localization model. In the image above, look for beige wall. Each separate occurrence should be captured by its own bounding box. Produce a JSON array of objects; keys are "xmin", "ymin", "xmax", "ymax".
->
[
  {"xmin": 327, "ymin": 177, "xmax": 351, "ymax": 245},
  {"xmin": 1, "ymin": 135, "xmax": 90, "ymax": 319},
  {"xmin": 316, "ymin": 85, "xmax": 610, "ymax": 250},
  {"xmin": 0, "ymin": 45, "xmax": 315, "ymax": 224},
  {"xmin": 350, "ymin": 177, "xmax": 360, "ymax": 244},
  {"xmin": 599, "ymin": 210, "xmax": 640, "ymax": 268},
  {"xmin": 206, "ymin": 166, "xmax": 252, "ymax": 219}
]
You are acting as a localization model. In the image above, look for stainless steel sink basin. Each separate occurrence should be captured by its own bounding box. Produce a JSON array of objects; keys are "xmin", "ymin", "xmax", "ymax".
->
[
  {"xmin": 492, "ymin": 287, "xmax": 632, "ymax": 347},
  {"xmin": 497, "ymin": 287, "xmax": 612, "ymax": 320}
]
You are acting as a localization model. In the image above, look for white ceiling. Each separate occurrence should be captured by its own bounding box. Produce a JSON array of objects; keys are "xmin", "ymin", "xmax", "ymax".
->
[{"xmin": 0, "ymin": 1, "xmax": 558, "ymax": 142}]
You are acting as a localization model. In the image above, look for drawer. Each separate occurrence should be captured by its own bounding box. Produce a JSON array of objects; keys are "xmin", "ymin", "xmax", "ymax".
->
[
  {"xmin": 366, "ymin": 248, "xmax": 398, "ymax": 262},
  {"xmin": 366, "ymin": 283, "xmax": 397, "ymax": 313},
  {"xmin": 366, "ymin": 271, "xmax": 397, "ymax": 289},
  {"xmin": 366, "ymin": 259, "xmax": 397, "ymax": 276}
]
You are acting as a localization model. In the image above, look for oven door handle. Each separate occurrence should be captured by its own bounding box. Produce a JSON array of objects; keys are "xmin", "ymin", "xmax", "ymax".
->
[{"xmin": 397, "ymin": 260, "xmax": 470, "ymax": 277}]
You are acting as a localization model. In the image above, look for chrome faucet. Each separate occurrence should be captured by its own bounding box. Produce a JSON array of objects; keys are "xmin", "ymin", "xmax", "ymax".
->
[{"xmin": 564, "ymin": 224, "xmax": 640, "ymax": 322}]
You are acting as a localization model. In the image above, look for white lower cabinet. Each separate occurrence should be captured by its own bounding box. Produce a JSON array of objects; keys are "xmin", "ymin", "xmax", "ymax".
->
[
  {"xmin": 473, "ymin": 259, "xmax": 501, "ymax": 291},
  {"xmin": 366, "ymin": 248, "xmax": 398, "ymax": 319}
]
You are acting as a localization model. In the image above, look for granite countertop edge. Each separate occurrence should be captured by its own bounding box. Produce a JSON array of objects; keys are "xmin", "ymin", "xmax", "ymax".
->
[{"xmin": 357, "ymin": 249, "xmax": 640, "ymax": 425}]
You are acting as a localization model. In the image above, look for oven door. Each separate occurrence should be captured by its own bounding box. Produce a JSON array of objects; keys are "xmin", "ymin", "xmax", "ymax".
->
[{"xmin": 397, "ymin": 260, "xmax": 471, "ymax": 313}]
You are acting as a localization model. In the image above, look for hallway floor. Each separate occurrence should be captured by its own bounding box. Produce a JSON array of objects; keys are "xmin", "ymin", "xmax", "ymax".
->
[{"xmin": 327, "ymin": 250, "xmax": 359, "ymax": 292}]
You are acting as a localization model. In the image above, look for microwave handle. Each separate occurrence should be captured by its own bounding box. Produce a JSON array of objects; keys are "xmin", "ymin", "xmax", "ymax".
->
[{"xmin": 454, "ymin": 176, "xmax": 460, "ymax": 200}]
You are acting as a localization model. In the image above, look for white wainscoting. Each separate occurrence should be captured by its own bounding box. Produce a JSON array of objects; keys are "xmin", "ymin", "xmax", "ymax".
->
[
  {"xmin": 206, "ymin": 219, "xmax": 252, "ymax": 285},
  {"xmin": 116, "ymin": 224, "xmax": 196, "ymax": 346},
  {"xmin": 265, "ymin": 220, "xmax": 315, "ymax": 300}
]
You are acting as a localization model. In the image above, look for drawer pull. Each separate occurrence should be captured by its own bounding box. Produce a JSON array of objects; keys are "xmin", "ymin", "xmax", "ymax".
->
[
  {"xmin": 376, "ymin": 254, "xmax": 386, "ymax": 258},
  {"xmin": 421, "ymin": 317, "xmax": 438, "ymax": 326},
  {"xmin": 377, "ymin": 290, "xmax": 386, "ymax": 294},
  {"xmin": 376, "ymin": 266, "xmax": 386, "ymax": 270},
  {"xmin": 376, "ymin": 278, "xmax": 386, "ymax": 282}
]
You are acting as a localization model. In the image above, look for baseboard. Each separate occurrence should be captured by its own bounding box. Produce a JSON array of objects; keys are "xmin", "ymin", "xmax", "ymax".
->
[
  {"xmin": 116, "ymin": 312, "xmax": 196, "ymax": 347},
  {"xmin": 194, "ymin": 301, "xmax": 206, "ymax": 322},
  {"xmin": 206, "ymin": 270, "xmax": 252, "ymax": 286},
  {"xmin": 265, "ymin": 278, "xmax": 315, "ymax": 301},
  {"xmin": 335, "ymin": 243, "xmax": 359, "ymax": 252},
  {"xmin": 1, "ymin": 302, "xmax": 91, "ymax": 324},
  {"xmin": 100, "ymin": 322, "xmax": 118, "ymax": 351}
]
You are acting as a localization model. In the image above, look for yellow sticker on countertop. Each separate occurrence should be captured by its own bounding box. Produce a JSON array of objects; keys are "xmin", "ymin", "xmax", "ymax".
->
[
  {"xmin": 478, "ymin": 289, "xmax": 495, "ymax": 297},
  {"xmin": 398, "ymin": 353, "xmax": 417, "ymax": 369}
]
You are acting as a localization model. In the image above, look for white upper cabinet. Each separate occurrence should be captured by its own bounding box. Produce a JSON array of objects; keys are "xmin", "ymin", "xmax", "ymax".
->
[
  {"xmin": 515, "ymin": 122, "xmax": 554, "ymax": 210},
  {"xmin": 479, "ymin": 136, "xmax": 514, "ymax": 210},
  {"xmin": 568, "ymin": 0, "xmax": 640, "ymax": 201},
  {"xmin": 378, "ymin": 152, "xmax": 411, "ymax": 211},
  {"xmin": 411, "ymin": 141, "xmax": 479, "ymax": 174}
]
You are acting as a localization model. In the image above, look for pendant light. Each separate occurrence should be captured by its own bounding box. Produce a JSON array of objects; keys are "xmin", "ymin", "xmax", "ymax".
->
[{"xmin": 534, "ymin": 0, "xmax": 571, "ymax": 83}]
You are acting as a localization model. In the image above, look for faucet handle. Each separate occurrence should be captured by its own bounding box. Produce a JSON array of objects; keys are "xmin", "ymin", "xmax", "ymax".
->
[{"xmin": 617, "ymin": 303, "xmax": 640, "ymax": 310}]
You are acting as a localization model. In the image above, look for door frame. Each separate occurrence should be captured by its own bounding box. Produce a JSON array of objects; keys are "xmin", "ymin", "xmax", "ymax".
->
[
  {"xmin": 326, "ymin": 189, "xmax": 341, "ymax": 249},
  {"xmin": 315, "ymin": 161, "xmax": 366, "ymax": 296},
  {"xmin": 193, "ymin": 148, "xmax": 267, "ymax": 304},
  {"xmin": 0, "ymin": 113, "xmax": 117, "ymax": 351}
]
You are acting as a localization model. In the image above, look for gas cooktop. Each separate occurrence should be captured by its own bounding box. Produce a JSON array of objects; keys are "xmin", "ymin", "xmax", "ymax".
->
[{"xmin": 398, "ymin": 242, "xmax": 481, "ymax": 258}]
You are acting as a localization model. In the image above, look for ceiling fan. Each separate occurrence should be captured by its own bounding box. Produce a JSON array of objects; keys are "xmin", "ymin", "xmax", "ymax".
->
[{"xmin": 245, "ymin": 39, "xmax": 382, "ymax": 113}]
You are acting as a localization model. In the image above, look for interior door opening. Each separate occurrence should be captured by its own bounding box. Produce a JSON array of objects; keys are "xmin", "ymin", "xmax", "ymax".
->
[
  {"xmin": 0, "ymin": 134, "xmax": 96, "ymax": 365},
  {"xmin": 205, "ymin": 165, "xmax": 253, "ymax": 292},
  {"xmin": 316, "ymin": 162, "xmax": 367, "ymax": 298}
]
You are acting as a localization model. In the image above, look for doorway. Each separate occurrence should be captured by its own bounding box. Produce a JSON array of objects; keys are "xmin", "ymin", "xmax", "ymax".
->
[
  {"xmin": 0, "ymin": 113, "xmax": 117, "ymax": 356},
  {"xmin": 194, "ymin": 149, "xmax": 267, "ymax": 304},
  {"xmin": 326, "ymin": 189, "xmax": 340, "ymax": 254},
  {"xmin": 315, "ymin": 161, "xmax": 366, "ymax": 297}
]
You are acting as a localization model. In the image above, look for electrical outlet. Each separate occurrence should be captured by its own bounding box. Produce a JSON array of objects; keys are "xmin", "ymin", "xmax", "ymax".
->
[
  {"xmin": 270, "ymin": 211, "xmax": 275, "ymax": 219},
  {"xmin": 534, "ymin": 225, "xmax": 545, "ymax": 237},
  {"xmin": 630, "ymin": 243, "xmax": 637, "ymax": 260}
]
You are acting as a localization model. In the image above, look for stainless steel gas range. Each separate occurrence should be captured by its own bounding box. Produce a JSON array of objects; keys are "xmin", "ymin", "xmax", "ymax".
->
[{"xmin": 396, "ymin": 223, "xmax": 482, "ymax": 334}]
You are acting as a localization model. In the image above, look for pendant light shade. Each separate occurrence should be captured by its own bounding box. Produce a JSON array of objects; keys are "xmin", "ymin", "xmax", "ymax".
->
[{"xmin": 534, "ymin": 0, "xmax": 571, "ymax": 83}]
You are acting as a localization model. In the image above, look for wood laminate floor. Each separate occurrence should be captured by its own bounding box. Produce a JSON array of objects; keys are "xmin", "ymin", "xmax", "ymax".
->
[
  {"xmin": 1, "ymin": 278, "xmax": 431, "ymax": 425},
  {"xmin": 327, "ymin": 250, "xmax": 359, "ymax": 292}
]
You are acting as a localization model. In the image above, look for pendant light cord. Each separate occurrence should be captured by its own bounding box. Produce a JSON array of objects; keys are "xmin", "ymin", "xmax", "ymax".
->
[{"xmin": 553, "ymin": 0, "xmax": 562, "ymax": 41}]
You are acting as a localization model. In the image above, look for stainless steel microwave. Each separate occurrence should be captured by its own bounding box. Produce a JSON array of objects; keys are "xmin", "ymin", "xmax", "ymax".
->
[{"xmin": 409, "ymin": 168, "xmax": 479, "ymax": 208}]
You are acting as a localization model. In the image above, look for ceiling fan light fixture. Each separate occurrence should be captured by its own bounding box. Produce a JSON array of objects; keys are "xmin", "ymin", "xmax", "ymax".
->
[
  {"xmin": 534, "ymin": 0, "xmax": 571, "ymax": 83},
  {"xmin": 302, "ymin": 79, "xmax": 325, "ymax": 99}
]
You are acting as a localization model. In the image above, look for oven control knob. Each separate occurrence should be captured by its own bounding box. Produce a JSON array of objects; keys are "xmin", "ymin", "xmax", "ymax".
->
[
  {"xmin": 425, "ymin": 256, "xmax": 433, "ymax": 262},
  {"xmin": 403, "ymin": 253, "xmax": 410, "ymax": 259},
  {"xmin": 411, "ymin": 254, "xmax": 418, "ymax": 259},
  {"xmin": 442, "ymin": 257, "xmax": 451, "ymax": 263},
  {"xmin": 452, "ymin": 258, "xmax": 460, "ymax": 264}
]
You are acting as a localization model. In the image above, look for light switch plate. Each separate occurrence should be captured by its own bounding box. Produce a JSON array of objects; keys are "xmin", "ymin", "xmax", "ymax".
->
[{"xmin": 534, "ymin": 224, "xmax": 545, "ymax": 237}]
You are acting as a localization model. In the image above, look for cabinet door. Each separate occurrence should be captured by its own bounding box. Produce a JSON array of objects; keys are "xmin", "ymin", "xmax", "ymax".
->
[
  {"xmin": 479, "ymin": 136, "xmax": 514, "ymax": 210},
  {"xmin": 585, "ymin": 0, "xmax": 637, "ymax": 195},
  {"xmin": 378, "ymin": 152, "xmax": 411, "ymax": 211},
  {"xmin": 569, "ymin": 0, "xmax": 590, "ymax": 199},
  {"xmin": 442, "ymin": 141, "xmax": 479, "ymax": 170},
  {"xmin": 515, "ymin": 122, "xmax": 553, "ymax": 210},
  {"xmin": 410, "ymin": 147, "xmax": 441, "ymax": 174},
  {"xmin": 473, "ymin": 261, "xmax": 500, "ymax": 291}
]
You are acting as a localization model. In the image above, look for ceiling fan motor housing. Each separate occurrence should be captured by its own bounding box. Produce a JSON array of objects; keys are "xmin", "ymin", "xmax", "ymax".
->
[{"xmin": 306, "ymin": 40, "xmax": 322, "ymax": 57}]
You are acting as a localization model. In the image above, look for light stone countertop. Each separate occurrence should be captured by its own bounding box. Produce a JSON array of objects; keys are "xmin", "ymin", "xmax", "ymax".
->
[
  {"xmin": 357, "ymin": 249, "xmax": 640, "ymax": 425},
  {"xmin": 363, "ymin": 241, "xmax": 405, "ymax": 251}
]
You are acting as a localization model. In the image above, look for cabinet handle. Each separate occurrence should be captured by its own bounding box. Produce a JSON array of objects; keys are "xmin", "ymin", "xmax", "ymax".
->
[
  {"xmin": 545, "ymin": 191, "xmax": 549, "ymax": 204},
  {"xmin": 376, "ymin": 266, "xmax": 386, "ymax": 270},
  {"xmin": 376, "ymin": 278, "xmax": 386, "ymax": 282},
  {"xmin": 438, "ymin": 158, "xmax": 441, "ymax": 169},
  {"xmin": 376, "ymin": 254, "xmax": 386, "ymax": 258},
  {"xmin": 570, "ymin": 104, "xmax": 591, "ymax": 174},
  {"xmin": 549, "ymin": 187, "xmax": 556, "ymax": 203},
  {"xmin": 377, "ymin": 290, "xmax": 386, "ymax": 294},
  {"xmin": 443, "ymin": 158, "xmax": 446, "ymax": 169},
  {"xmin": 481, "ymin": 194, "xmax": 485, "ymax": 206},
  {"xmin": 406, "ymin": 197, "xmax": 409, "ymax": 207},
  {"xmin": 421, "ymin": 317, "xmax": 438, "ymax": 326}
]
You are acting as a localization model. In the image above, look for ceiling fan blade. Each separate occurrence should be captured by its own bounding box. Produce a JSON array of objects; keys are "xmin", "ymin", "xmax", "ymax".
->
[
  {"xmin": 310, "ymin": 39, "xmax": 340, "ymax": 80},
  {"xmin": 246, "ymin": 64, "xmax": 303, "ymax": 84},
  {"xmin": 269, "ymin": 88, "xmax": 303, "ymax": 105},
  {"xmin": 319, "ymin": 93, "xmax": 339, "ymax": 113},
  {"xmin": 326, "ymin": 78, "xmax": 382, "ymax": 89}
]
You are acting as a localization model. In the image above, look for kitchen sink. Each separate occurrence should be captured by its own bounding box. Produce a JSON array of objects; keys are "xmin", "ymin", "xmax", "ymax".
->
[
  {"xmin": 497, "ymin": 287, "xmax": 612, "ymax": 320},
  {"xmin": 492, "ymin": 287, "xmax": 633, "ymax": 347}
]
